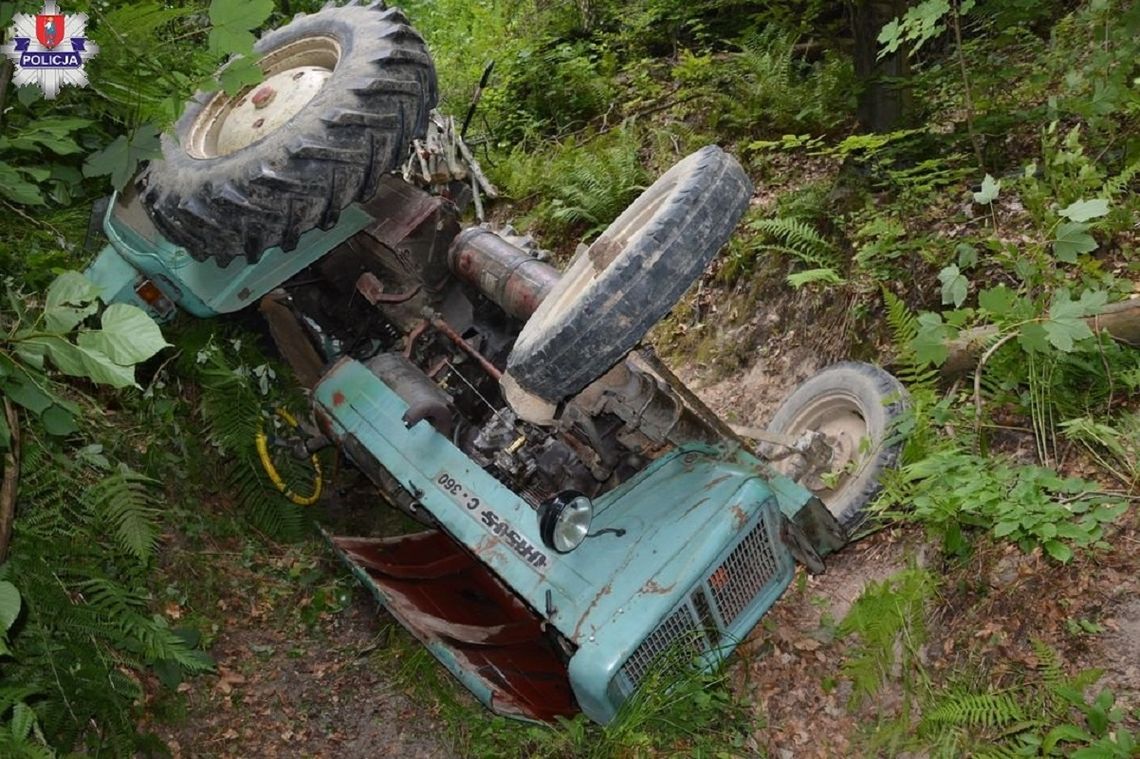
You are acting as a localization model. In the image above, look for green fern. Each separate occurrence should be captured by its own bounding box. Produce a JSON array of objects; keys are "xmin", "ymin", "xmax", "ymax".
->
[
  {"xmin": 1102, "ymin": 157, "xmax": 1140, "ymax": 198},
  {"xmin": 749, "ymin": 217, "xmax": 839, "ymax": 269},
  {"xmin": 1032, "ymin": 639, "xmax": 1066, "ymax": 689},
  {"xmin": 883, "ymin": 289, "xmax": 939, "ymax": 389},
  {"xmin": 194, "ymin": 347, "xmax": 309, "ymax": 540},
  {"xmin": 86, "ymin": 466, "xmax": 161, "ymax": 563},
  {"xmin": 921, "ymin": 692, "xmax": 1026, "ymax": 731},
  {"xmin": 71, "ymin": 577, "xmax": 213, "ymax": 672},
  {"xmin": 839, "ymin": 568, "xmax": 933, "ymax": 705},
  {"xmin": 545, "ymin": 130, "xmax": 648, "ymax": 236}
]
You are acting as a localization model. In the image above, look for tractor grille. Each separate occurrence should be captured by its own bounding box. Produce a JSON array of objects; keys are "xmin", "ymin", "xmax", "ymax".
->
[
  {"xmin": 618, "ymin": 603, "xmax": 703, "ymax": 687},
  {"xmin": 708, "ymin": 513, "xmax": 782, "ymax": 625},
  {"xmin": 615, "ymin": 506, "xmax": 783, "ymax": 692}
]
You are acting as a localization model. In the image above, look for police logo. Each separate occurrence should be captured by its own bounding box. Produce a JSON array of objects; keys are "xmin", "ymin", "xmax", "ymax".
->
[{"xmin": 1, "ymin": 1, "xmax": 99, "ymax": 99}]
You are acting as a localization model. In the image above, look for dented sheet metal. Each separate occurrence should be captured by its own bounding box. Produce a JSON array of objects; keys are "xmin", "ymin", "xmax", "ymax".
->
[{"xmin": 328, "ymin": 530, "xmax": 577, "ymax": 722}]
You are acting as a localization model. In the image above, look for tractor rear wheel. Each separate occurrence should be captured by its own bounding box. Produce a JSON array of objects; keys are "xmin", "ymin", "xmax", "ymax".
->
[{"xmin": 139, "ymin": 3, "xmax": 436, "ymax": 267}]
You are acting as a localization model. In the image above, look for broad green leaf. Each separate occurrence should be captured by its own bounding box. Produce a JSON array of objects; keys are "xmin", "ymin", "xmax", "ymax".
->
[
  {"xmin": 27, "ymin": 336, "xmax": 136, "ymax": 389},
  {"xmin": 1043, "ymin": 540, "xmax": 1073, "ymax": 563},
  {"xmin": 13, "ymin": 340, "xmax": 45, "ymax": 370},
  {"xmin": 41, "ymin": 405, "xmax": 78, "ymax": 437},
  {"xmin": 46, "ymin": 271, "xmax": 100, "ymax": 310},
  {"xmin": 44, "ymin": 272, "xmax": 101, "ymax": 332},
  {"xmin": 76, "ymin": 304, "xmax": 170, "ymax": 366},
  {"xmin": 1043, "ymin": 318, "xmax": 1092, "ymax": 352},
  {"xmin": 218, "ymin": 56, "xmax": 264, "ymax": 95},
  {"xmin": 0, "ymin": 376, "xmax": 53, "ymax": 415},
  {"xmin": 44, "ymin": 304, "xmax": 98, "ymax": 334},
  {"xmin": 955, "ymin": 243, "xmax": 978, "ymax": 269},
  {"xmin": 0, "ymin": 581, "xmax": 20, "ymax": 631},
  {"xmin": 978, "ymin": 285, "xmax": 1016, "ymax": 317},
  {"xmin": 876, "ymin": 18, "xmax": 903, "ymax": 57},
  {"xmin": 83, "ymin": 124, "xmax": 163, "ymax": 191},
  {"xmin": 0, "ymin": 161, "xmax": 44, "ymax": 205},
  {"xmin": 938, "ymin": 264, "xmax": 968, "ymax": 308},
  {"xmin": 973, "ymin": 173, "xmax": 1000, "ymax": 204},
  {"xmin": 1059, "ymin": 198, "xmax": 1109, "ymax": 223},
  {"xmin": 1053, "ymin": 221, "xmax": 1097, "ymax": 263},
  {"xmin": 0, "ymin": 405, "xmax": 8, "ymax": 450},
  {"xmin": 993, "ymin": 521, "xmax": 1019, "ymax": 537},
  {"xmin": 1018, "ymin": 322, "xmax": 1050, "ymax": 353},
  {"xmin": 912, "ymin": 312, "xmax": 951, "ymax": 366},
  {"xmin": 208, "ymin": 0, "xmax": 273, "ymax": 56},
  {"xmin": 1089, "ymin": 502, "xmax": 1128, "ymax": 523},
  {"xmin": 1049, "ymin": 289, "xmax": 1106, "ymax": 321}
]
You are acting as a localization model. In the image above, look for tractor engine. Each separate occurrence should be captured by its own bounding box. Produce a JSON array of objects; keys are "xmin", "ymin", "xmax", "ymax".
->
[{"xmin": 283, "ymin": 179, "xmax": 727, "ymax": 515}]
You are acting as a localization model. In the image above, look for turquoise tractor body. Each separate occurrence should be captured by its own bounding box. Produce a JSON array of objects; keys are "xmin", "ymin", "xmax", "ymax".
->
[
  {"xmin": 313, "ymin": 358, "xmax": 812, "ymax": 723},
  {"xmin": 85, "ymin": 190, "xmax": 372, "ymax": 321},
  {"xmin": 84, "ymin": 189, "xmax": 822, "ymax": 724}
]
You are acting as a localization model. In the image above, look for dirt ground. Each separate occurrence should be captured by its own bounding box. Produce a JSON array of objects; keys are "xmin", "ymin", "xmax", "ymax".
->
[{"xmin": 141, "ymin": 540, "xmax": 452, "ymax": 758}]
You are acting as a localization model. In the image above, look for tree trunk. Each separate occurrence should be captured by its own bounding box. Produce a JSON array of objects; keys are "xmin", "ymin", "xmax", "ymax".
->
[{"xmin": 850, "ymin": 0, "xmax": 912, "ymax": 132}]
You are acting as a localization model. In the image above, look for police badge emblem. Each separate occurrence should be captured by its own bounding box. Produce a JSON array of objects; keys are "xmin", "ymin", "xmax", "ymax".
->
[{"xmin": 1, "ymin": 1, "xmax": 100, "ymax": 99}]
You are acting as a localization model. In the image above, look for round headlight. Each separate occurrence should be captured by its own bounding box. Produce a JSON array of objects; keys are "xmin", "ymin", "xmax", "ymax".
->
[{"xmin": 538, "ymin": 491, "xmax": 593, "ymax": 553}]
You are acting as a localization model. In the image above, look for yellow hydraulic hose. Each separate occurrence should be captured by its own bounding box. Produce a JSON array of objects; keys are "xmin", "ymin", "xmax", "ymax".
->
[{"xmin": 255, "ymin": 408, "xmax": 323, "ymax": 506}]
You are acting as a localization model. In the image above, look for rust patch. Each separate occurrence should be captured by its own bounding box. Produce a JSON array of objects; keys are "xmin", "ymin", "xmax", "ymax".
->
[
  {"xmin": 703, "ymin": 473, "xmax": 733, "ymax": 492},
  {"xmin": 731, "ymin": 503, "xmax": 749, "ymax": 530},
  {"xmin": 332, "ymin": 390, "xmax": 345, "ymax": 407},
  {"xmin": 573, "ymin": 582, "xmax": 612, "ymax": 641},
  {"xmin": 640, "ymin": 579, "xmax": 675, "ymax": 595}
]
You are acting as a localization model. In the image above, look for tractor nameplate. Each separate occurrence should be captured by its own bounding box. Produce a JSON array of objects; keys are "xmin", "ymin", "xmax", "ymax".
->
[{"xmin": 435, "ymin": 469, "xmax": 549, "ymax": 569}]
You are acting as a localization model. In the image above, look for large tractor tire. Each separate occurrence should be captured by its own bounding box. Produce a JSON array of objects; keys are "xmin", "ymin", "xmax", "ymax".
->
[
  {"xmin": 505, "ymin": 145, "xmax": 752, "ymax": 402},
  {"xmin": 138, "ymin": 3, "xmax": 436, "ymax": 267}
]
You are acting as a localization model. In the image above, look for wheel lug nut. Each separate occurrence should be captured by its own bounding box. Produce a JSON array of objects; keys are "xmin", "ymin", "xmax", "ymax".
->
[{"xmin": 252, "ymin": 85, "xmax": 277, "ymax": 109}]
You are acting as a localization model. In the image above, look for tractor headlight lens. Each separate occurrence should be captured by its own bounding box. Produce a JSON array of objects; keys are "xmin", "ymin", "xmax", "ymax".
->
[{"xmin": 538, "ymin": 491, "xmax": 593, "ymax": 553}]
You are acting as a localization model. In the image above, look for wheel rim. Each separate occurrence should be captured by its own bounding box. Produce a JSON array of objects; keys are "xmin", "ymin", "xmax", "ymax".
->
[
  {"xmin": 771, "ymin": 391, "xmax": 871, "ymax": 517},
  {"xmin": 186, "ymin": 36, "xmax": 341, "ymax": 159}
]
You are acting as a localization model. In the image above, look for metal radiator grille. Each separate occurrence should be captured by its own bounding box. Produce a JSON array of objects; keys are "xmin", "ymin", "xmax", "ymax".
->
[
  {"xmin": 618, "ymin": 602, "xmax": 701, "ymax": 687},
  {"xmin": 708, "ymin": 511, "xmax": 780, "ymax": 626},
  {"xmin": 617, "ymin": 505, "xmax": 782, "ymax": 691}
]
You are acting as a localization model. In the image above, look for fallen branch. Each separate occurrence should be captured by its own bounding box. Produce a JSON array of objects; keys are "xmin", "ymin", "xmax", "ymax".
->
[
  {"xmin": 942, "ymin": 298, "xmax": 1140, "ymax": 376},
  {"xmin": 0, "ymin": 398, "xmax": 20, "ymax": 564}
]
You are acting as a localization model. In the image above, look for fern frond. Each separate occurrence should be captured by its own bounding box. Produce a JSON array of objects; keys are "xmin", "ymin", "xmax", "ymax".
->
[
  {"xmin": 922, "ymin": 692, "xmax": 1025, "ymax": 731},
  {"xmin": 194, "ymin": 351, "xmax": 309, "ymax": 540},
  {"xmin": 73, "ymin": 578, "xmax": 213, "ymax": 672},
  {"xmin": 15, "ymin": 441, "xmax": 84, "ymax": 537},
  {"xmin": 1102, "ymin": 157, "xmax": 1140, "ymax": 197},
  {"xmin": 749, "ymin": 217, "xmax": 839, "ymax": 269},
  {"xmin": 883, "ymin": 289, "xmax": 939, "ymax": 389},
  {"xmin": 1031, "ymin": 639, "xmax": 1065, "ymax": 688},
  {"xmin": 86, "ymin": 467, "xmax": 161, "ymax": 563}
]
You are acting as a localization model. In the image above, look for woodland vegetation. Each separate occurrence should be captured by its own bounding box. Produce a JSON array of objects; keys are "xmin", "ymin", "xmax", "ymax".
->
[{"xmin": 0, "ymin": 0, "xmax": 1137, "ymax": 755}]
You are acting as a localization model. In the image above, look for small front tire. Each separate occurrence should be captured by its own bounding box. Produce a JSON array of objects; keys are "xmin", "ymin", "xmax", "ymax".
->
[{"xmin": 766, "ymin": 362, "xmax": 908, "ymax": 530}]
